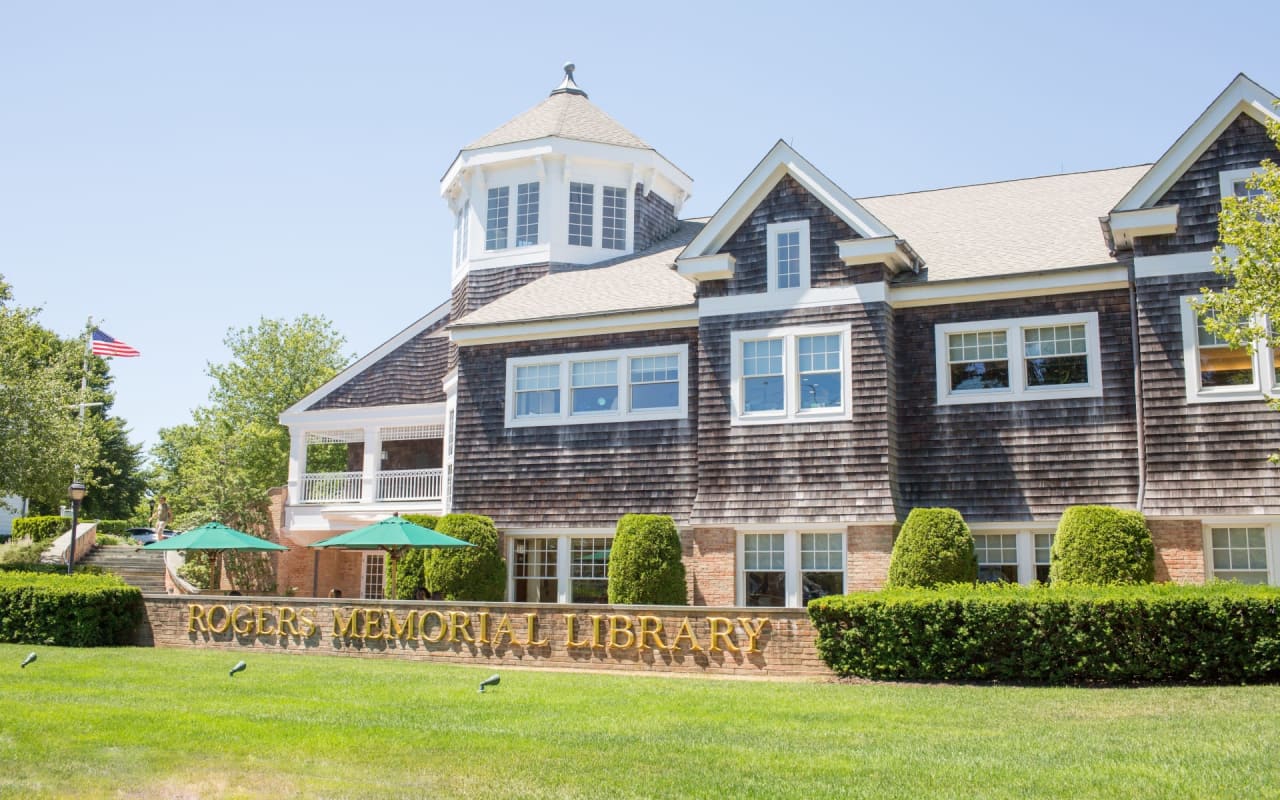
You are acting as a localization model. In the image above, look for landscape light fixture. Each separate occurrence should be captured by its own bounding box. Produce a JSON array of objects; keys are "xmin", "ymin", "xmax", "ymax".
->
[
  {"xmin": 478, "ymin": 674, "xmax": 500, "ymax": 693},
  {"xmin": 66, "ymin": 481, "xmax": 87, "ymax": 576},
  {"xmin": 21, "ymin": 652, "xmax": 36, "ymax": 668},
  {"xmin": 229, "ymin": 660, "xmax": 247, "ymax": 677}
]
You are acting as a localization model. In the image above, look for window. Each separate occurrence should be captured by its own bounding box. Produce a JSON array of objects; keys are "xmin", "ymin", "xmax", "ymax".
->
[
  {"xmin": 569, "ymin": 182, "xmax": 594, "ymax": 246},
  {"xmin": 602, "ymin": 186, "xmax": 627, "ymax": 250},
  {"xmin": 453, "ymin": 201, "xmax": 469, "ymax": 269},
  {"xmin": 513, "ymin": 538, "xmax": 558, "ymax": 602},
  {"xmin": 934, "ymin": 313, "xmax": 1102, "ymax": 405},
  {"xmin": 766, "ymin": 221, "xmax": 810, "ymax": 291},
  {"xmin": 506, "ymin": 345, "xmax": 688, "ymax": 427},
  {"xmin": 570, "ymin": 537, "xmax": 611, "ymax": 604},
  {"xmin": 1220, "ymin": 167, "xmax": 1266, "ymax": 202},
  {"xmin": 1181, "ymin": 297, "xmax": 1278, "ymax": 402},
  {"xmin": 515, "ymin": 182, "xmax": 540, "ymax": 247},
  {"xmin": 1034, "ymin": 533, "xmax": 1054, "ymax": 583},
  {"xmin": 510, "ymin": 534, "xmax": 614, "ymax": 603},
  {"xmin": 361, "ymin": 553, "xmax": 385, "ymax": 600},
  {"xmin": 731, "ymin": 325, "xmax": 850, "ymax": 424},
  {"xmin": 969, "ymin": 529, "xmax": 1054, "ymax": 585},
  {"xmin": 485, "ymin": 187, "xmax": 509, "ymax": 251},
  {"xmin": 1206, "ymin": 526, "xmax": 1275, "ymax": 585},
  {"xmin": 739, "ymin": 531, "xmax": 845, "ymax": 608}
]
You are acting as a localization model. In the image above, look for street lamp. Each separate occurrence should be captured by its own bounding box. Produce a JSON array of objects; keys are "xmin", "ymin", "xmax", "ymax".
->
[{"xmin": 67, "ymin": 481, "xmax": 87, "ymax": 576}]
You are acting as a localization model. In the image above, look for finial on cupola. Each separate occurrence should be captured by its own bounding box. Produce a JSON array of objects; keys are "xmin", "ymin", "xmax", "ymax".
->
[{"xmin": 550, "ymin": 61, "xmax": 588, "ymax": 98}]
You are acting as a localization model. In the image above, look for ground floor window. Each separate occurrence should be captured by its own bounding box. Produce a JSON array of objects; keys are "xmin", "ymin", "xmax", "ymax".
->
[
  {"xmin": 511, "ymin": 533, "xmax": 613, "ymax": 603},
  {"xmin": 361, "ymin": 553, "xmax": 385, "ymax": 600},
  {"xmin": 1206, "ymin": 525, "xmax": 1274, "ymax": 584},
  {"xmin": 971, "ymin": 529, "xmax": 1055, "ymax": 585},
  {"xmin": 738, "ymin": 531, "xmax": 845, "ymax": 608}
]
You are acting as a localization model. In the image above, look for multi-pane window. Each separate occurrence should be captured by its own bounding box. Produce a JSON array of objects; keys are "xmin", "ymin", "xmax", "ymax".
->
[
  {"xmin": 741, "ymin": 338, "xmax": 785, "ymax": 414},
  {"xmin": 361, "ymin": 553, "xmax": 385, "ymax": 600},
  {"xmin": 570, "ymin": 537, "xmax": 611, "ymax": 604},
  {"xmin": 485, "ymin": 187, "xmax": 509, "ymax": 251},
  {"xmin": 743, "ymin": 533, "xmax": 786, "ymax": 607},
  {"xmin": 1210, "ymin": 527, "xmax": 1269, "ymax": 584},
  {"xmin": 800, "ymin": 533, "xmax": 844, "ymax": 602},
  {"xmin": 948, "ymin": 330, "xmax": 1010, "ymax": 391},
  {"xmin": 975, "ymin": 534, "xmax": 1019, "ymax": 583},
  {"xmin": 733, "ymin": 326, "xmax": 849, "ymax": 423},
  {"xmin": 766, "ymin": 220, "xmax": 810, "ymax": 291},
  {"xmin": 571, "ymin": 360, "xmax": 618, "ymax": 414},
  {"xmin": 515, "ymin": 182, "xmax": 540, "ymax": 247},
  {"xmin": 513, "ymin": 538, "xmax": 558, "ymax": 602},
  {"xmin": 776, "ymin": 230, "xmax": 801, "ymax": 289},
  {"xmin": 798, "ymin": 334, "xmax": 842, "ymax": 410},
  {"xmin": 1024, "ymin": 324, "xmax": 1089, "ymax": 387},
  {"xmin": 1034, "ymin": 533, "xmax": 1054, "ymax": 583},
  {"xmin": 1181, "ymin": 298, "xmax": 1280, "ymax": 402},
  {"xmin": 569, "ymin": 182, "xmax": 594, "ymax": 246},
  {"xmin": 629, "ymin": 354, "xmax": 680, "ymax": 410},
  {"xmin": 602, "ymin": 186, "xmax": 627, "ymax": 250},
  {"xmin": 514, "ymin": 364, "xmax": 560, "ymax": 418},
  {"xmin": 1196, "ymin": 311, "xmax": 1254, "ymax": 388}
]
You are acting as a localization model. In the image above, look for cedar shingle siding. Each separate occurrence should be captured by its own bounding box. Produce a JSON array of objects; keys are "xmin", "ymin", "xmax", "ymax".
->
[
  {"xmin": 895, "ymin": 291, "xmax": 1139, "ymax": 520},
  {"xmin": 1136, "ymin": 273, "xmax": 1280, "ymax": 515},
  {"xmin": 633, "ymin": 182, "xmax": 680, "ymax": 252},
  {"xmin": 308, "ymin": 317, "xmax": 450, "ymax": 410}
]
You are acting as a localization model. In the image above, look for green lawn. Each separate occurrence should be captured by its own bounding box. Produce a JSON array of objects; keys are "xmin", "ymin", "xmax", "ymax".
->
[{"xmin": 0, "ymin": 643, "xmax": 1276, "ymax": 799}]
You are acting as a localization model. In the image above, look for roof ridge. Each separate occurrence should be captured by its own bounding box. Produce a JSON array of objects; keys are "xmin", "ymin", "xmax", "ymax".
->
[{"xmin": 857, "ymin": 163, "xmax": 1153, "ymax": 201}]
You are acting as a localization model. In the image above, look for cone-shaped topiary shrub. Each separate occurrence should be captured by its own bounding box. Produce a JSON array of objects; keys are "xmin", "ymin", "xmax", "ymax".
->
[
  {"xmin": 423, "ymin": 513, "xmax": 506, "ymax": 601},
  {"xmin": 607, "ymin": 514, "xmax": 687, "ymax": 605},
  {"xmin": 886, "ymin": 508, "xmax": 977, "ymax": 588},
  {"xmin": 392, "ymin": 514, "xmax": 439, "ymax": 600},
  {"xmin": 1049, "ymin": 505, "xmax": 1154, "ymax": 585}
]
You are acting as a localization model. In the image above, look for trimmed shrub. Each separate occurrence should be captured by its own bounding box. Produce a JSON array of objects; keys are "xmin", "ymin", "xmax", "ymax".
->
[
  {"xmin": 1050, "ymin": 505, "xmax": 1154, "ymax": 585},
  {"xmin": 0, "ymin": 571, "xmax": 143, "ymax": 646},
  {"xmin": 607, "ymin": 514, "xmax": 687, "ymax": 605},
  {"xmin": 809, "ymin": 582, "xmax": 1280, "ymax": 685},
  {"xmin": 12, "ymin": 516, "xmax": 70, "ymax": 543},
  {"xmin": 96, "ymin": 519, "xmax": 130, "ymax": 535},
  {"xmin": 423, "ymin": 514, "xmax": 505, "ymax": 601},
  {"xmin": 886, "ymin": 508, "xmax": 977, "ymax": 588},
  {"xmin": 393, "ymin": 514, "xmax": 440, "ymax": 600}
]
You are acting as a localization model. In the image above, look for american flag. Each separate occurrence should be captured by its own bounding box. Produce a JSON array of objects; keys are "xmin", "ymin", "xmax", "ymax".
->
[{"xmin": 90, "ymin": 328, "xmax": 141, "ymax": 358}]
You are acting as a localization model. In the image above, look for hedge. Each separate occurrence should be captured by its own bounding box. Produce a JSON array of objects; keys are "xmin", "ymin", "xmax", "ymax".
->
[
  {"xmin": 393, "ymin": 514, "xmax": 439, "ymax": 600},
  {"xmin": 1051, "ymin": 505, "xmax": 1155, "ymax": 585},
  {"xmin": 11, "ymin": 516, "xmax": 70, "ymax": 543},
  {"xmin": 607, "ymin": 514, "xmax": 687, "ymax": 605},
  {"xmin": 0, "ymin": 571, "xmax": 143, "ymax": 646},
  {"xmin": 96, "ymin": 519, "xmax": 130, "ymax": 535},
  {"xmin": 808, "ymin": 582, "xmax": 1280, "ymax": 685},
  {"xmin": 423, "ymin": 514, "xmax": 505, "ymax": 601},
  {"xmin": 886, "ymin": 508, "xmax": 977, "ymax": 588}
]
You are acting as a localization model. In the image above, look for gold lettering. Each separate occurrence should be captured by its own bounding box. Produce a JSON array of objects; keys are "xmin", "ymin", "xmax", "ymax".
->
[
  {"xmin": 707, "ymin": 617, "xmax": 739, "ymax": 653},
  {"xmin": 668, "ymin": 618, "xmax": 702, "ymax": 652},
  {"xmin": 206, "ymin": 605, "xmax": 231, "ymax": 634},
  {"xmin": 254, "ymin": 606, "xmax": 277, "ymax": 636},
  {"xmin": 737, "ymin": 618, "xmax": 769, "ymax": 654},
  {"xmin": 364, "ymin": 609, "xmax": 385, "ymax": 640},
  {"xmin": 186, "ymin": 604, "xmax": 207, "ymax": 633},
  {"xmin": 296, "ymin": 608, "xmax": 317, "ymax": 637},
  {"xmin": 387, "ymin": 610, "xmax": 416, "ymax": 640},
  {"xmin": 231, "ymin": 605, "xmax": 254, "ymax": 636},
  {"xmin": 636, "ymin": 615, "xmax": 668, "ymax": 651},
  {"xmin": 277, "ymin": 606, "xmax": 300, "ymax": 637},
  {"xmin": 523, "ymin": 613, "xmax": 549, "ymax": 647},
  {"xmin": 608, "ymin": 615, "xmax": 635, "ymax": 649},
  {"xmin": 491, "ymin": 614, "xmax": 517, "ymax": 646},
  {"xmin": 476, "ymin": 612, "xmax": 491, "ymax": 645},
  {"xmin": 564, "ymin": 614, "xmax": 591, "ymax": 648},
  {"xmin": 590, "ymin": 614, "xmax": 606, "ymax": 649},
  {"xmin": 419, "ymin": 610, "xmax": 447, "ymax": 643},
  {"xmin": 333, "ymin": 609, "xmax": 359, "ymax": 639},
  {"xmin": 448, "ymin": 611, "xmax": 474, "ymax": 643}
]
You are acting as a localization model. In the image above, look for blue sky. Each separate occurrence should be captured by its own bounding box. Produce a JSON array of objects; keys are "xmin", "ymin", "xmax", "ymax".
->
[{"xmin": 2, "ymin": 1, "xmax": 1277, "ymax": 454}]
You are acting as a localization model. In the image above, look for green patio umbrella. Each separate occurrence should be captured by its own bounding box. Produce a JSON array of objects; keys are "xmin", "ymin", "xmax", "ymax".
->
[
  {"xmin": 308, "ymin": 516, "xmax": 474, "ymax": 599},
  {"xmin": 145, "ymin": 521, "xmax": 288, "ymax": 593}
]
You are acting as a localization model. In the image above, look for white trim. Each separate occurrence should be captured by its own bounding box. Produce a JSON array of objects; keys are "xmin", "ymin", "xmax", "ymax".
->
[
  {"xmin": 451, "ymin": 307, "xmax": 698, "ymax": 346},
  {"xmin": 1114, "ymin": 74, "xmax": 1280, "ymax": 212},
  {"xmin": 360, "ymin": 552, "xmax": 386, "ymax": 600},
  {"xmin": 700, "ymin": 283, "xmax": 886, "ymax": 318},
  {"xmin": 730, "ymin": 324, "xmax": 852, "ymax": 425},
  {"xmin": 887, "ymin": 266, "xmax": 1129, "ymax": 308},
  {"xmin": 934, "ymin": 312, "xmax": 1103, "ymax": 405},
  {"xmin": 675, "ymin": 252, "xmax": 736, "ymax": 281},
  {"xmin": 1220, "ymin": 166, "xmax": 1264, "ymax": 201},
  {"xmin": 729, "ymin": 520, "xmax": 897, "ymax": 530},
  {"xmin": 1179, "ymin": 295, "xmax": 1277, "ymax": 403},
  {"xmin": 1134, "ymin": 252, "xmax": 1216, "ymax": 279},
  {"xmin": 837, "ymin": 236, "xmax": 917, "ymax": 272},
  {"xmin": 766, "ymin": 220, "xmax": 811, "ymax": 291},
  {"xmin": 1107, "ymin": 205, "xmax": 1180, "ymax": 249},
  {"xmin": 504, "ymin": 344, "xmax": 689, "ymax": 428},
  {"xmin": 282, "ymin": 402, "xmax": 445, "ymax": 428},
  {"xmin": 736, "ymin": 530, "xmax": 846, "ymax": 608}
]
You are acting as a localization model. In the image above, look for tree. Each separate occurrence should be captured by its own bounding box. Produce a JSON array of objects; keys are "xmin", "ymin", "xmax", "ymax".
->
[
  {"xmin": 422, "ymin": 514, "xmax": 506, "ymax": 602},
  {"xmin": 607, "ymin": 514, "xmax": 687, "ymax": 605},
  {"xmin": 886, "ymin": 508, "xmax": 977, "ymax": 589},
  {"xmin": 1198, "ymin": 111, "xmax": 1280, "ymax": 460},
  {"xmin": 1049, "ymin": 506, "xmax": 1154, "ymax": 585}
]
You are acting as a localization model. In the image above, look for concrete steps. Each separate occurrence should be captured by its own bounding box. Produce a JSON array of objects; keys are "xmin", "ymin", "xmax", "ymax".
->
[{"xmin": 80, "ymin": 545, "xmax": 168, "ymax": 593}]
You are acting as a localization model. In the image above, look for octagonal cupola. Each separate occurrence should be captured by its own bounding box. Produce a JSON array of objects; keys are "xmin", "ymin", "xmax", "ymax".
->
[{"xmin": 441, "ymin": 64, "xmax": 693, "ymax": 287}]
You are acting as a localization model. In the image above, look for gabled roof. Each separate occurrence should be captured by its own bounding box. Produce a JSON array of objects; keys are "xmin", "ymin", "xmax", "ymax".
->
[
  {"xmin": 861, "ymin": 166, "xmax": 1148, "ymax": 282},
  {"xmin": 678, "ymin": 140, "xmax": 895, "ymax": 263},
  {"xmin": 1113, "ymin": 73, "xmax": 1279, "ymax": 212},
  {"xmin": 465, "ymin": 91, "xmax": 651, "ymax": 151}
]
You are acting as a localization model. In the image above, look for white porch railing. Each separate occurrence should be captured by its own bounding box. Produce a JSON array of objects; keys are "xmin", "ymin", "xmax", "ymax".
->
[
  {"xmin": 301, "ymin": 471, "xmax": 363, "ymax": 503},
  {"xmin": 376, "ymin": 468, "xmax": 443, "ymax": 501}
]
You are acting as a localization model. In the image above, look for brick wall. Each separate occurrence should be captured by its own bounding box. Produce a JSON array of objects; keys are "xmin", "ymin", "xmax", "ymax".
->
[
  {"xmin": 136, "ymin": 597, "xmax": 831, "ymax": 678},
  {"xmin": 1149, "ymin": 518, "xmax": 1206, "ymax": 583},
  {"xmin": 848, "ymin": 524, "xmax": 893, "ymax": 590},
  {"xmin": 685, "ymin": 527, "xmax": 736, "ymax": 606}
]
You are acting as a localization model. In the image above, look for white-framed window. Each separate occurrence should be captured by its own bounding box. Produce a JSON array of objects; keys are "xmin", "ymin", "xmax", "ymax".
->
[
  {"xmin": 510, "ymin": 533, "xmax": 614, "ymax": 603},
  {"xmin": 1204, "ymin": 523, "xmax": 1279, "ymax": 585},
  {"xmin": 1181, "ymin": 297, "xmax": 1278, "ymax": 403},
  {"xmin": 452, "ymin": 201, "xmax": 470, "ymax": 271},
  {"xmin": 482, "ymin": 182, "xmax": 540, "ymax": 253},
  {"xmin": 485, "ymin": 186, "xmax": 509, "ymax": 251},
  {"xmin": 516, "ymin": 181, "xmax": 540, "ymax": 247},
  {"xmin": 602, "ymin": 185, "xmax": 627, "ymax": 250},
  {"xmin": 569, "ymin": 181, "xmax": 594, "ymax": 246},
  {"xmin": 1220, "ymin": 167, "xmax": 1265, "ymax": 202},
  {"xmin": 971, "ymin": 528, "xmax": 1055, "ymax": 585},
  {"xmin": 766, "ymin": 220, "xmax": 811, "ymax": 291},
  {"xmin": 505, "ymin": 344, "xmax": 689, "ymax": 427},
  {"xmin": 738, "ymin": 530, "xmax": 846, "ymax": 608},
  {"xmin": 361, "ymin": 553, "xmax": 385, "ymax": 600},
  {"xmin": 934, "ymin": 313, "xmax": 1103, "ymax": 405},
  {"xmin": 730, "ymin": 324, "xmax": 851, "ymax": 425}
]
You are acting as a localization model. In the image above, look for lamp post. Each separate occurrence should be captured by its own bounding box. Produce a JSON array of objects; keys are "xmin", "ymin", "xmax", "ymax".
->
[{"xmin": 67, "ymin": 481, "xmax": 87, "ymax": 576}]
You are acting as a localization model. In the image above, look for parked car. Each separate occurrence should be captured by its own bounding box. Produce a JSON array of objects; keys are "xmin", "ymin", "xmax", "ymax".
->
[{"xmin": 125, "ymin": 527, "xmax": 158, "ymax": 545}]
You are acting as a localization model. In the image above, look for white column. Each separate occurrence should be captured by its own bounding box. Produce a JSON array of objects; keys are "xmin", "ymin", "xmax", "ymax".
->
[
  {"xmin": 287, "ymin": 428, "xmax": 306, "ymax": 505},
  {"xmin": 361, "ymin": 427, "xmax": 380, "ymax": 503},
  {"xmin": 1016, "ymin": 531, "xmax": 1035, "ymax": 586},
  {"xmin": 557, "ymin": 535, "xmax": 572, "ymax": 604},
  {"xmin": 545, "ymin": 156, "xmax": 567, "ymax": 251}
]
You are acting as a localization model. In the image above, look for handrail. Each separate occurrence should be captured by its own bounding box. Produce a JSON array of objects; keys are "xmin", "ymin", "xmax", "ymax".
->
[
  {"xmin": 300, "ymin": 471, "xmax": 363, "ymax": 503},
  {"xmin": 163, "ymin": 550, "xmax": 200, "ymax": 595},
  {"xmin": 376, "ymin": 468, "xmax": 443, "ymax": 501},
  {"xmin": 43, "ymin": 522, "xmax": 98, "ymax": 568}
]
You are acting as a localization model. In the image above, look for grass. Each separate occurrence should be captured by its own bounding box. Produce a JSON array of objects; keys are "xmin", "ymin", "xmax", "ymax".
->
[{"xmin": 1, "ymin": 643, "xmax": 1278, "ymax": 799}]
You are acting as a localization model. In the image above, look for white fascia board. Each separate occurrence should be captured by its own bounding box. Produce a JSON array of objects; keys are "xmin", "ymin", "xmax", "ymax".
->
[
  {"xmin": 675, "ymin": 252, "xmax": 736, "ymax": 281},
  {"xmin": 451, "ymin": 307, "xmax": 698, "ymax": 346},
  {"xmin": 729, "ymin": 520, "xmax": 899, "ymax": 531},
  {"xmin": 888, "ymin": 264, "xmax": 1129, "ymax": 308},
  {"xmin": 1107, "ymin": 205, "xmax": 1180, "ymax": 249},
  {"xmin": 699, "ymin": 283, "xmax": 887, "ymax": 317},
  {"xmin": 1113, "ymin": 74, "xmax": 1280, "ymax": 212},
  {"xmin": 279, "ymin": 300, "xmax": 450, "ymax": 419},
  {"xmin": 280, "ymin": 402, "xmax": 446, "ymax": 429},
  {"xmin": 502, "ymin": 527, "xmax": 619, "ymax": 536},
  {"xmin": 1134, "ymin": 251, "xmax": 1216, "ymax": 279},
  {"xmin": 680, "ymin": 141, "xmax": 894, "ymax": 260},
  {"xmin": 837, "ymin": 237, "xmax": 916, "ymax": 271}
]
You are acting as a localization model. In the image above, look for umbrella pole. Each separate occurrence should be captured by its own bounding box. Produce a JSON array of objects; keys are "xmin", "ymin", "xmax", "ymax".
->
[{"xmin": 312, "ymin": 549, "xmax": 319, "ymax": 598}]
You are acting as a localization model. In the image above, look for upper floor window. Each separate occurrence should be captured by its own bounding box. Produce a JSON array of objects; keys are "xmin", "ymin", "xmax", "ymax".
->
[
  {"xmin": 506, "ymin": 344, "xmax": 689, "ymax": 427},
  {"xmin": 731, "ymin": 324, "xmax": 850, "ymax": 424},
  {"xmin": 569, "ymin": 182, "xmax": 594, "ymax": 246},
  {"xmin": 934, "ymin": 313, "xmax": 1103, "ymax": 405},
  {"xmin": 452, "ymin": 201, "xmax": 469, "ymax": 269},
  {"xmin": 1220, "ymin": 167, "xmax": 1265, "ymax": 202},
  {"xmin": 485, "ymin": 187, "xmax": 509, "ymax": 250},
  {"xmin": 602, "ymin": 186, "xmax": 627, "ymax": 250},
  {"xmin": 483, "ymin": 182, "xmax": 540, "ymax": 252},
  {"xmin": 516, "ymin": 182, "xmax": 540, "ymax": 247},
  {"xmin": 1181, "ymin": 297, "xmax": 1279, "ymax": 403},
  {"xmin": 766, "ymin": 220, "xmax": 810, "ymax": 291}
]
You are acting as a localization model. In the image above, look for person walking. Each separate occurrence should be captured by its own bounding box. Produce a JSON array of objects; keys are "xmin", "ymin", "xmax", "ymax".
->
[{"xmin": 151, "ymin": 496, "xmax": 172, "ymax": 540}]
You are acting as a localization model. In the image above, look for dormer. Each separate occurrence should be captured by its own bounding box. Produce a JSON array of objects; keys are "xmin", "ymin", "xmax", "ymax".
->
[{"xmin": 440, "ymin": 64, "xmax": 693, "ymax": 287}]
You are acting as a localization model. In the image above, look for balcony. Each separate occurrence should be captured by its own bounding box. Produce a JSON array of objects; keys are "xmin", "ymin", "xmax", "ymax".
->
[{"xmin": 300, "ymin": 468, "xmax": 444, "ymax": 504}]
